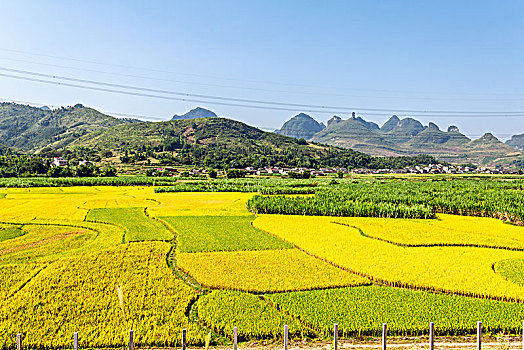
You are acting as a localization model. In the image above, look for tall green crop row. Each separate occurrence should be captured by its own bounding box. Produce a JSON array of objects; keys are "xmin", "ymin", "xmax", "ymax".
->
[
  {"xmin": 155, "ymin": 180, "xmax": 317, "ymax": 194},
  {"xmin": 268, "ymin": 286, "xmax": 524, "ymax": 336},
  {"xmin": 0, "ymin": 176, "xmax": 181, "ymax": 188},
  {"xmin": 197, "ymin": 290, "xmax": 310, "ymax": 340},
  {"xmin": 247, "ymin": 179, "xmax": 524, "ymax": 222},
  {"xmin": 247, "ymin": 195, "xmax": 434, "ymax": 219}
]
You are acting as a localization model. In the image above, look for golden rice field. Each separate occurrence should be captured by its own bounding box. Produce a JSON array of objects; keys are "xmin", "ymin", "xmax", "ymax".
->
[
  {"xmin": 2, "ymin": 185, "xmax": 524, "ymax": 348},
  {"xmin": 0, "ymin": 242, "xmax": 205, "ymax": 348},
  {"xmin": 178, "ymin": 248, "xmax": 369, "ymax": 292},
  {"xmin": 253, "ymin": 215, "xmax": 524, "ymax": 301},
  {"xmin": 333, "ymin": 214, "xmax": 524, "ymax": 249}
]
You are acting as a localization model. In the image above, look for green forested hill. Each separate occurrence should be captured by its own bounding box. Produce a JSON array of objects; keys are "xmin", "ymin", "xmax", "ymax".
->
[
  {"xmin": 0, "ymin": 103, "xmax": 138, "ymax": 151},
  {"xmin": 0, "ymin": 102, "xmax": 440, "ymax": 169},
  {"xmin": 0, "ymin": 143, "xmax": 9, "ymax": 155},
  {"xmin": 67, "ymin": 116, "xmax": 436, "ymax": 169}
]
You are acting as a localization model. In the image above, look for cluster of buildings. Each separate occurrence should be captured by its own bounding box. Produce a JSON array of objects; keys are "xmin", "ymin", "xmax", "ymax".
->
[
  {"xmin": 244, "ymin": 165, "xmax": 520, "ymax": 176},
  {"xmin": 51, "ymin": 157, "xmax": 90, "ymax": 167},
  {"xmin": 354, "ymin": 164, "xmax": 521, "ymax": 175},
  {"xmin": 245, "ymin": 167, "xmax": 347, "ymax": 176},
  {"xmin": 53, "ymin": 156, "xmax": 521, "ymax": 176}
]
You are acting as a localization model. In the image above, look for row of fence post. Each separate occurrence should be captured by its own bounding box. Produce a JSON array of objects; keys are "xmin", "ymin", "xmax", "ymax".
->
[{"xmin": 12, "ymin": 320, "xmax": 524, "ymax": 350}]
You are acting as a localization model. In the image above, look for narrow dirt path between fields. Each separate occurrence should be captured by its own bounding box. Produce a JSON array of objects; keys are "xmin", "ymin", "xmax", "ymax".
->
[{"xmin": 178, "ymin": 338, "xmax": 522, "ymax": 350}]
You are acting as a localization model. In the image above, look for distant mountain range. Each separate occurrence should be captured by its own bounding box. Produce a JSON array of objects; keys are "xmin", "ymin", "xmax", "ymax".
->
[
  {"xmin": 172, "ymin": 107, "xmax": 217, "ymax": 120},
  {"xmin": 275, "ymin": 112, "xmax": 524, "ymax": 166},
  {"xmin": 0, "ymin": 102, "xmax": 523, "ymax": 168},
  {"xmin": 0, "ymin": 102, "xmax": 438, "ymax": 170}
]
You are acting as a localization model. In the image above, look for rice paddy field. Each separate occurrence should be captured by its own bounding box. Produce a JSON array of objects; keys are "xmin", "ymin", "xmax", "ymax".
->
[{"xmin": 1, "ymin": 177, "xmax": 524, "ymax": 348}]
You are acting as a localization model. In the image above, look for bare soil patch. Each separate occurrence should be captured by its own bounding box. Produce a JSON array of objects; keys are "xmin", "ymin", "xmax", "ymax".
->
[{"xmin": 0, "ymin": 230, "xmax": 87, "ymax": 255}]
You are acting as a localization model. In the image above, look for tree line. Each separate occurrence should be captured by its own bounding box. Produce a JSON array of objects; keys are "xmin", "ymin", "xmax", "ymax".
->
[{"xmin": 0, "ymin": 154, "xmax": 116, "ymax": 178}]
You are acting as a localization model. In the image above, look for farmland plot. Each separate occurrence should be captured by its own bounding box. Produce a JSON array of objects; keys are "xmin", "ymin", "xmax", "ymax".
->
[
  {"xmin": 253, "ymin": 215, "xmax": 524, "ymax": 301},
  {"xmin": 162, "ymin": 215, "xmax": 291, "ymax": 252},
  {"xmin": 178, "ymin": 248, "xmax": 368, "ymax": 292}
]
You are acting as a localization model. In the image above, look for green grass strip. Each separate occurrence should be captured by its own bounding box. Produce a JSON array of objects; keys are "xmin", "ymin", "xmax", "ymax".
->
[
  {"xmin": 161, "ymin": 215, "xmax": 292, "ymax": 253},
  {"xmin": 86, "ymin": 207, "xmax": 173, "ymax": 242}
]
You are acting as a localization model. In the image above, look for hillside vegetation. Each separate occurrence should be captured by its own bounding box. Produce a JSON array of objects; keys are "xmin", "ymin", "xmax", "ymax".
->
[
  {"xmin": 0, "ymin": 103, "xmax": 138, "ymax": 151},
  {"xmin": 67, "ymin": 116, "xmax": 437, "ymax": 169},
  {"xmin": 2, "ymin": 102, "xmax": 521, "ymax": 168}
]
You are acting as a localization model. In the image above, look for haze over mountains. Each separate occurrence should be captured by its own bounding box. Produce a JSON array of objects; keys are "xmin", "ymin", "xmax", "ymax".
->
[
  {"xmin": 506, "ymin": 134, "xmax": 524, "ymax": 151},
  {"xmin": 275, "ymin": 112, "xmax": 524, "ymax": 166},
  {"xmin": 0, "ymin": 102, "xmax": 523, "ymax": 168}
]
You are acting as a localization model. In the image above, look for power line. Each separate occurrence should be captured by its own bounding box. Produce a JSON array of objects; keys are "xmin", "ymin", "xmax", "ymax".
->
[
  {"xmin": 0, "ymin": 72, "xmax": 360, "ymax": 115},
  {"xmin": 0, "ymin": 97, "xmax": 518, "ymax": 140},
  {"xmin": 1, "ymin": 56, "xmax": 523, "ymax": 102},
  {"xmin": 2, "ymin": 66, "xmax": 524, "ymax": 117},
  {"xmin": 0, "ymin": 97, "xmax": 168, "ymax": 121},
  {"xmin": 4, "ymin": 47, "xmax": 524, "ymax": 100}
]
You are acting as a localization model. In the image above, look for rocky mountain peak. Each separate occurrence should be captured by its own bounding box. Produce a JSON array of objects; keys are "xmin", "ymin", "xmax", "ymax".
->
[
  {"xmin": 328, "ymin": 116, "xmax": 343, "ymax": 127},
  {"xmin": 381, "ymin": 115, "xmax": 400, "ymax": 132},
  {"xmin": 274, "ymin": 113, "xmax": 325, "ymax": 139},
  {"xmin": 479, "ymin": 133, "xmax": 499, "ymax": 142},
  {"xmin": 172, "ymin": 107, "xmax": 218, "ymax": 120},
  {"xmin": 428, "ymin": 122, "xmax": 440, "ymax": 131}
]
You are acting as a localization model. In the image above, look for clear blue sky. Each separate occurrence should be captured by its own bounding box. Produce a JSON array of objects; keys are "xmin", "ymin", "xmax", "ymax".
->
[{"xmin": 0, "ymin": 0, "xmax": 523, "ymax": 140}]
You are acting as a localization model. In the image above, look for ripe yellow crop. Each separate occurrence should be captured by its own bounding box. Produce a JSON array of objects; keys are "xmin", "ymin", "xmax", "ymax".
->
[
  {"xmin": 149, "ymin": 192, "xmax": 255, "ymax": 217},
  {"xmin": 0, "ymin": 242, "xmax": 205, "ymax": 348},
  {"xmin": 0, "ymin": 224, "xmax": 97, "ymax": 265},
  {"xmin": 333, "ymin": 213, "xmax": 524, "ymax": 249},
  {"xmin": 178, "ymin": 248, "xmax": 368, "ymax": 292},
  {"xmin": 0, "ymin": 264, "xmax": 45, "ymax": 302},
  {"xmin": 0, "ymin": 187, "xmax": 156, "ymax": 222},
  {"xmin": 253, "ymin": 214, "xmax": 524, "ymax": 301},
  {"xmin": 3, "ymin": 183, "xmax": 524, "ymax": 344}
]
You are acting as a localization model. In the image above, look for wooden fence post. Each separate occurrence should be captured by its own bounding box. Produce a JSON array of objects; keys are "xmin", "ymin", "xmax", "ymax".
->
[
  {"xmin": 333, "ymin": 324, "xmax": 338, "ymax": 350},
  {"xmin": 182, "ymin": 328, "xmax": 186, "ymax": 350},
  {"xmin": 522, "ymin": 320, "xmax": 524, "ymax": 350},
  {"xmin": 284, "ymin": 325, "xmax": 288, "ymax": 350},
  {"xmin": 429, "ymin": 322, "xmax": 434, "ymax": 350},
  {"xmin": 74, "ymin": 332, "xmax": 78, "ymax": 350},
  {"xmin": 16, "ymin": 333, "xmax": 21, "ymax": 350},
  {"xmin": 129, "ymin": 330, "xmax": 134, "ymax": 350},
  {"xmin": 234, "ymin": 327, "xmax": 237, "ymax": 350},
  {"xmin": 477, "ymin": 321, "xmax": 482, "ymax": 350},
  {"xmin": 382, "ymin": 323, "xmax": 387, "ymax": 350}
]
